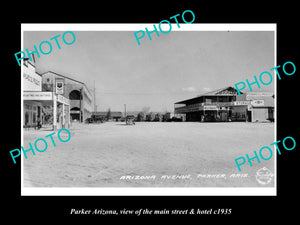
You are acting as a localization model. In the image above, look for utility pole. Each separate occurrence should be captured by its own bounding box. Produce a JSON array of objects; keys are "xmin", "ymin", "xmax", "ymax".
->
[
  {"xmin": 124, "ymin": 104, "xmax": 127, "ymax": 117},
  {"xmin": 93, "ymin": 80, "xmax": 96, "ymax": 113},
  {"xmin": 124, "ymin": 104, "xmax": 127, "ymax": 124}
]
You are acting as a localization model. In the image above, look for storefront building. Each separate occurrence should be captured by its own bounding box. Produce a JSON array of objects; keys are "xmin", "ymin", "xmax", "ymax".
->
[
  {"xmin": 41, "ymin": 71, "xmax": 93, "ymax": 123},
  {"xmin": 246, "ymin": 92, "xmax": 274, "ymax": 122},
  {"xmin": 174, "ymin": 86, "xmax": 274, "ymax": 122},
  {"xmin": 23, "ymin": 59, "xmax": 70, "ymax": 130}
]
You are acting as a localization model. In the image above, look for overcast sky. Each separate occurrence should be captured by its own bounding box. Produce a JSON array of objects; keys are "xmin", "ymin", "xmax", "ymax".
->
[{"xmin": 24, "ymin": 29, "xmax": 275, "ymax": 112}]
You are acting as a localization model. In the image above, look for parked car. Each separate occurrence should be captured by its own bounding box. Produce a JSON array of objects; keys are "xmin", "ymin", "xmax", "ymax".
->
[
  {"xmin": 91, "ymin": 115, "xmax": 105, "ymax": 123},
  {"xmin": 201, "ymin": 114, "xmax": 217, "ymax": 122},
  {"xmin": 126, "ymin": 115, "xmax": 135, "ymax": 125},
  {"xmin": 171, "ymin": 117, "xmax": 182, "ymax": 122},
  {"xmin": 85, "ymin": 118, "xmax": 94, "ymax": 124},
  {"xmin": 85, "ymin": 117, "xmax": 104, "ymax": 124}
]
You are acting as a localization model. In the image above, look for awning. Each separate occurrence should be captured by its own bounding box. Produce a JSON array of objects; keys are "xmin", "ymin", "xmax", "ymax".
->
[{"xmin": 23, "ymin": 91, "xmax": 70, "ymax": 105}]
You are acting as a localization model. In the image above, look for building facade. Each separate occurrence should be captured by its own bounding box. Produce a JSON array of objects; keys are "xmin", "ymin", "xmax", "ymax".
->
[
  {"xmin": 246, "ymin": 92, "xmax": 274, "ymax": 122},
  {"xmin": 23, "ymin": 59, "xmax": 70, "ymax": 130},
  {"xmin": 41, "ymin": 71, "xmax": 93, "ymax": 123},
  {"xmin": 174, "ymin": 86, "xmax": 274, "ymax": 122},
  {"xmin": 23, "ymin": 59, "xmax": 43, "ymax": 128}
]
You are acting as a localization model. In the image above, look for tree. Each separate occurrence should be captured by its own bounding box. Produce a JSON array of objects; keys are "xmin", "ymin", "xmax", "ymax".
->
[
  {"xmin": 154, "ymin": 113, "xmax": 163, "ymax": 122},
  {"xmin": 146, "ymin": 112, "xmax": 155, "ymax": 122},
  {"xmin": 136, "ymin": 112, "xmax": 145, "ymax": 121}
]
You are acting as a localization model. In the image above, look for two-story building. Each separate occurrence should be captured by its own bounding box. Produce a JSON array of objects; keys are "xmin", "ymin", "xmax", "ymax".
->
[
  {"xmin": 23, "ymin": 59, "xmax": 71, "ymax": 130},
  {"xmin": 174, "ymin": 86, "xmax": 274, "ymax": 122},
  {"xmin": 41, "ymin": 71, "xmax": 93, "ymax": 123}
]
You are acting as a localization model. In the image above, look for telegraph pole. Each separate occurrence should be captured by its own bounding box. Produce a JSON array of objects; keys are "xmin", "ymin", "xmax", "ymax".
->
[
  {"xmin": 124, "ymin": 104, "xmax": 127, "ymax": 117},
  {"xmin": 93, "ymin": 80, "xmax": 96, "ymax": 113}
]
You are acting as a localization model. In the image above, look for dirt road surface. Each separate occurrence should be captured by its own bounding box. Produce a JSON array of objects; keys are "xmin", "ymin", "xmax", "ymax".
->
[{"xmin": 22, "ymin": 122, "xmax": 275, "ymax": 187}]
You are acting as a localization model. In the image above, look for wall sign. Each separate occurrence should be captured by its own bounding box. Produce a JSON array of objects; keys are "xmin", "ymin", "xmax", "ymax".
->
[{"xmin": 55, "ymin": 78, "xmax": 64, "ymax": 95}]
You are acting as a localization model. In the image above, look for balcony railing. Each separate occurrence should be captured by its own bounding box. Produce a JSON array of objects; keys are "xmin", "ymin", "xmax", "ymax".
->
[
  {"xmin": 175, "ymin": 103, "xmax": 203, "ymax": 113},
  {"xmin": 174, "ymin": 101, "xmax": 250, "ymax": 114},
  {"xmin": 203, "ymin": 102, "xmax": 235, "ymax": 107}
]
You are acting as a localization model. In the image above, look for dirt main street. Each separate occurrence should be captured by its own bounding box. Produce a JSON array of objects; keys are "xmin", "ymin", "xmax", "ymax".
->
[{"xmin": 22, "ymin": 122, "xmax": 275, "ymax": 187}]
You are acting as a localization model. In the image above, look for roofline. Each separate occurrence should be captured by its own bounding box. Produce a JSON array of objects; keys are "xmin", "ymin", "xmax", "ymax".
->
[
  {"xmin": 175, "ymin": 86, "xmax": 243, "ymax": 104},
  {"xmin": 203, "ymin": 86, "xmax": 233, "ymax": 95},
  {"xmin": 40, "ymin": 71, "xmax": 85, "ymax": 85},
  {"xmin": 23, "ymin": 59, "xmax": 43, "ymax": 77},
  {"xmin": 175, "ymin": 96, "xmax": 203, "ymax": 104},
  {"xmin": 93, "ymin": 111, "xmax": 123, "ymax": 113},
  {"xmin": 40, "ymin": 70, "xmax": 93, "ymax": 98},
  {"xmin": 26, "ymin": 59, "xmax": 36, "ymax": 68}
]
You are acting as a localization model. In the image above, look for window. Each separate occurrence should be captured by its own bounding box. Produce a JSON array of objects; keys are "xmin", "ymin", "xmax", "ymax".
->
[
  {"xmin": 33, "ymin": 112, "xmax": 36, "ymax": 123},
  {"xmin": 268, "ymin": 108, "xmax": 274, "ymax": 119},
  {"xmin": 25, "ymin": 112, "xmax": 29, "ymax": 125},
  {"xmin": 205, "ymin": 98, "xmax": 212, "ymax": 103},
  {"xmin": 69, "ymin": 90, "xmax": 82, "ymax": 100}
]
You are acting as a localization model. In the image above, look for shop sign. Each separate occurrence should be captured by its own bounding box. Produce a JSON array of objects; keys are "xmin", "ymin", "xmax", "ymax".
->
[
  {"xmin": 251, "ymin": 99, "xmax": 265, "ymax": 107},
  {"xmin": 55, "ymin": 78, "xmax": 64, "ymax": 95},
  {"xmin": 23, "ymin": 91, "xmax": 52, "ymax": 100},
  {"xmin": 23, "ymin": 71, "xmax": 42, "ymax": 92},
  {"xmin": 57, "ymin": 94, "xmax": 70, "ymax": 105},
  {"xmin": 23, "ymin": 73, "xmax": 40, "ymax": 86},
  {"xmin": 204, "ymin": 105, "xmax": 218, "ymax": 110},
  {"xmin": 246, "ymin": 92, "xmax": 274, "ymax": 100},
  {"xmin": 216, "ymin": 89, "xmax": 237, "ymax": 95},
  {"xmin": 234, "ymin": 101, "xmax": 251, "ymax": 106}
]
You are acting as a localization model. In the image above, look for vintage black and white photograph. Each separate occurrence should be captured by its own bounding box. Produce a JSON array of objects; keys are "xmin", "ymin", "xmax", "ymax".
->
[{"xmin": 21, "ymin": 24, "xmax": 276, "ymax": 195}]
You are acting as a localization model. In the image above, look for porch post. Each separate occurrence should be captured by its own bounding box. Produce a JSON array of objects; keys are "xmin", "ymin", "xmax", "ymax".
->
[
  {"xmin": 62, "ymin": 103, "xmax": 65, "ymax": 128},
  {"xmin": 53, "ymin": 94, "xmax": 57, "ymax": 130},
  {"xmin": 68, "ymin": 104, "xmax": 71, "ymax": 128}
]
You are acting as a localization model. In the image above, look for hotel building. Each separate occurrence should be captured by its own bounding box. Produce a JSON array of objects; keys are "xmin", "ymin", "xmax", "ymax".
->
[{"xmin": 174, "ymin": 86, "xmax": 274, "ymax": 122}]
